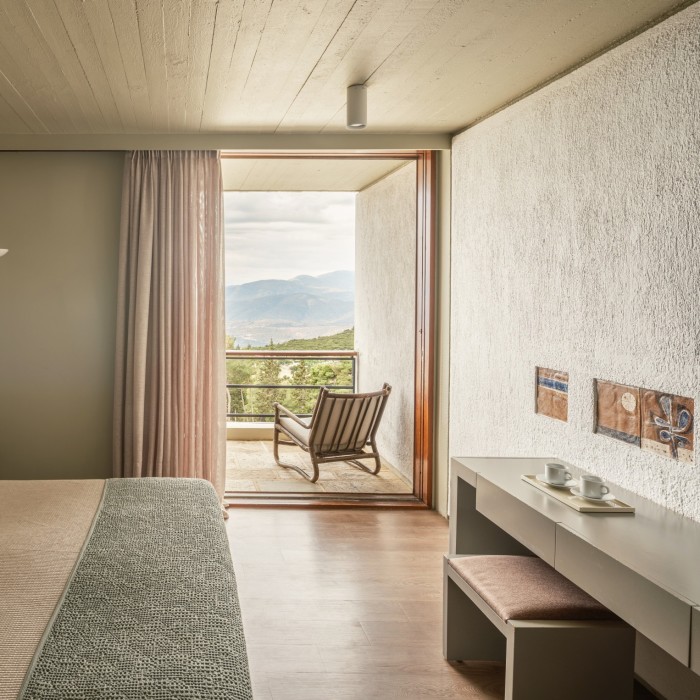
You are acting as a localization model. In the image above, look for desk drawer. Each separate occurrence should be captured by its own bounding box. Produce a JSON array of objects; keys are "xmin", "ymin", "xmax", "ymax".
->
[
  {"xmin": 475, "ymin": 477, "xmax": 556, "ymax": 564},
  {"xmin": 556, "ymin": 524, "xmax": 691, "ymax": 665}
]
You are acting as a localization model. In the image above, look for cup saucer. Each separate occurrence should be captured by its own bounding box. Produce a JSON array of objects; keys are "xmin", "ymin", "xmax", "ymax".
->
[
  {"xmin": 536, "ymin": 474, "xmax": 577, "ymax": 489},
  {"xmin": 570, "ymin": 487, "xmax": 615, "ymax": 502}
]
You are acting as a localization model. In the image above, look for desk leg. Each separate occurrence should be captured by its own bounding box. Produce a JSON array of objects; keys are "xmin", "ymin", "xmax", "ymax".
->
[{"xmin": 449, "ymin": 473, "xmax": 531, "ymax": 556}]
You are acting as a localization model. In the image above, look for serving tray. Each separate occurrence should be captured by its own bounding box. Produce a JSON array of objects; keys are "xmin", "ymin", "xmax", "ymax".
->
[{"xmin": 522, "ymin": 474, "xmax": 635, "ymax": 514}]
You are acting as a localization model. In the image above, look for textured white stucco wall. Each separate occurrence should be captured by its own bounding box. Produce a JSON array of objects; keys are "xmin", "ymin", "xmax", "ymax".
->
[
  {"xmin": 356, "ymin": 163, "xmax": 416, "ymax": 482},
  {"xmin": 450, "ymin": 5, "xmax": 700, "ymax": 521}
]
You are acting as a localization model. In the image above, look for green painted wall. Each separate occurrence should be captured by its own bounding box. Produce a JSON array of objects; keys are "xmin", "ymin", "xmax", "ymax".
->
[{"xmin": 0, "ymin": 152, "xmax": 123, "ymax": 479}]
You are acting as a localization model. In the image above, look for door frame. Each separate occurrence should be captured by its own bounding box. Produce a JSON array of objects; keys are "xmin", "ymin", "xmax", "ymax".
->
[{"xmin": 222, "ymin": 150, "xmax": 437, "ymax": 508}]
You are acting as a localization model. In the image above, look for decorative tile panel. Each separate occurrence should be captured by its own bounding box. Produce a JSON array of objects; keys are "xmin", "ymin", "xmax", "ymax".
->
[
  {"xmin": 641, "ymin": 390, "xmax": 694, "ymax": 464},
  {"xmin": 595, "ymin": 380, "xmax": 641, "ymax": 446},
  {"xmin": 536, "ymin": 367, "xmax": 568, "ymax": 422}
]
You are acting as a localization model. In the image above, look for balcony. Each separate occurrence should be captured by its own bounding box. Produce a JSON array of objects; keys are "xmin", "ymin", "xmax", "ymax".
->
[
  {"xmin": 226, "ymin": 349, "xmax": 357, "ymax": 422},
  {"xmin": 225, "ymin": 350, "xmax": 412, "ymax": 494}
]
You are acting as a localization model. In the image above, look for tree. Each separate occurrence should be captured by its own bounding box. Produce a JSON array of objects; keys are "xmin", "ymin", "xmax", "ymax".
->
[
  {"xmin": 226, "ymin": 357, "xmax": 254, "ymax": 420},
  {"xmin": 309, "ymin": 361, "xmax": 353, "ymax": 390},
  {"xmin": 286, "ymin": 360, "xmax": 317, "ymax": 415},
  {"xmin": 250, "ymin": 341, "xmax": 284, "ymax": 420},
  {"xmin": 226, "ymin": 335, "xmax": 260, "ymax": 420}
]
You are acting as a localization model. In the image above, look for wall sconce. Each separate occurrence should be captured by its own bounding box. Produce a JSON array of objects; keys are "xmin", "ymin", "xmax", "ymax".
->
[
  {"xmin": 0, "ymin": 249, "xmax": 7, "ymax": 257},
  {"xmin": 346, "ymin": 84, "xmax": 367, "ymax": 130}
]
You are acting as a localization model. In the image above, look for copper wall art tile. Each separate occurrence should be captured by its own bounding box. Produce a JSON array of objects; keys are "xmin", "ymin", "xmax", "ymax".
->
[
  {"xmin": 536, "ymin": 367, "xmax": 568, "ymax": 422},
  {"xmin": 594, "ymin": 380, "xmax": 641, "ymax": 446},
  {"xmin": 640, "ymin": 390, "xmax": 694, "ymax": 464}
]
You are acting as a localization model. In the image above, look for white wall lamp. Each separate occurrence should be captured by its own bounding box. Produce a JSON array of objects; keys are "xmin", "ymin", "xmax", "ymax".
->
[
  {"xmin": 0, "ymin": 249, "xmax": 8, "ymax": 257},
  {"xmin": 346, "ymin": 84, "xmax": 367, "ymax": 130}
]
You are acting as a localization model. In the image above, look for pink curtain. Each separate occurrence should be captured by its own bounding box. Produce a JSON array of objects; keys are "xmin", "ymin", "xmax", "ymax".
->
[{"xmin": 113, "ymin": 151, "xmax": 226, "ymax": 499}]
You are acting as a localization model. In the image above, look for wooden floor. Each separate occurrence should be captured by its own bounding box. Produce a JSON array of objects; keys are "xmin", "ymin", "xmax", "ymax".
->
[
  {"xmin": 227, "ymin": 507, "xmax": 502, "ymax": 699},
  {"xmin": 226, "ymin": 507, "xmax": 659, "ymax": 700},
  {"xmin": 226, "ymin": 440, "xmax": 413, "ymax": 495}
]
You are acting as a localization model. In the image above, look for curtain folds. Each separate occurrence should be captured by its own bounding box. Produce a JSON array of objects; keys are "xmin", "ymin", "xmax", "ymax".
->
[{"xmin": 113, "ymin": 150, "xmax": 226, "ymax": 499}]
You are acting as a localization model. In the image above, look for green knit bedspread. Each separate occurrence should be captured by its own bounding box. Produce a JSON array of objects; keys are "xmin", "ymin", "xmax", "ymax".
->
[{"xmin": 20, "ymin": 478, "xmax": 252, "ymax": 700}]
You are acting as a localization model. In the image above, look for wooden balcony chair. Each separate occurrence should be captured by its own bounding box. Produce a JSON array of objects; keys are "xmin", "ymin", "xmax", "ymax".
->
[{"xmin": 273, "ymin": 383, "xmax": 392, "ymax": 483}]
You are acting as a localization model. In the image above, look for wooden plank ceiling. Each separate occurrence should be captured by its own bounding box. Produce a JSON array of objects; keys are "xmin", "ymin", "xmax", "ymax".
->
[
  {"xmin": 0, "ymin": 0, "xmax": 690, "ymax": 136},
  {"xmin": 221, "ymin": 156, "xmax": 409, "ymax": 191}
]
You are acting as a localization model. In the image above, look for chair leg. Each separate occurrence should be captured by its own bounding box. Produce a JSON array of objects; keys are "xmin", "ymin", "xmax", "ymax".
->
[
  {"xmin": 273, "ymin": 423, "xmax": 280, "ymax": 461},
  {"xmin": 309, "ymin": 448, "xmax": 320, "ymax": 483},
  {"xmin": 347, "ymin": 443, "xmax": 382, "ymax": 475},
  {"xmin": 272, "ymin": 427, "xmax": 320, "ymax": 483},
  {"xmin": 347, "ymin": 458, "xmax": 381, "ymax": 475}
]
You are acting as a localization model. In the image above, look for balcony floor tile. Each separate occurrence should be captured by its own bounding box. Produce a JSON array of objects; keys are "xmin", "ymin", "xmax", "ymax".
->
[{"xmin": 226, "ymin": 440, "xmax": 412, "ymax": 495}]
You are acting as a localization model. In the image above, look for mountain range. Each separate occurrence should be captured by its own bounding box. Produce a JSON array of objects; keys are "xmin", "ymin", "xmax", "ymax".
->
[{"xmin": 226, "ymin": 270, "xmax": 354, "ymax": 347}]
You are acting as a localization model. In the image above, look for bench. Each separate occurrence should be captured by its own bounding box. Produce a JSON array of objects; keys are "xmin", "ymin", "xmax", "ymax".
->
[{"xmin": 443, "ymin": 555, "xmax": 635, "ymax": 700}]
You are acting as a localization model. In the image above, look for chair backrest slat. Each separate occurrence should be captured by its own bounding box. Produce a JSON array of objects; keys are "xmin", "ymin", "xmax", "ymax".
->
[
  {"xmin": 315, "ymin": 394, "xmax": 335, "ymax": 452},
  {"xmin": 309, "ymin": 384, "xmax": 391, "ymax": 454},
  {"xmin": 328, "ymin": 396, "xmax": 352, "ymax": 452},
  {"xmin": 347, "ymin": 396, "xmax": 372, "ymax": 450},
  {"xmin": 362, "ymin": 397, "xmax": 382, "ymax": 442}
]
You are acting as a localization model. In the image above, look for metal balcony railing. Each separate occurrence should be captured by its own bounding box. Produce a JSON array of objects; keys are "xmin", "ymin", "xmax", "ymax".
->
[{"xmin": 225, "ymin": 349, "xmax": 357, "ymax": 421}]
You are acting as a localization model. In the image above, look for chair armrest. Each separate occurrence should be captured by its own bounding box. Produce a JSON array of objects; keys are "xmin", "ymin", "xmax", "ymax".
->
[{"xmin": 274, "ymin": 402, "xmax": 310, "ymax": 428}]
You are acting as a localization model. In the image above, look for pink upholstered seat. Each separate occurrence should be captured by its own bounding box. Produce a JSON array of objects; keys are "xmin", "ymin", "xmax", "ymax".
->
[{"xmin": 449, "ymin": 555, "xmax": 616, "ymax": 622}]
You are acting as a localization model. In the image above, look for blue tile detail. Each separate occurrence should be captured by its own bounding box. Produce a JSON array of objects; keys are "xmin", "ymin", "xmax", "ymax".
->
[
  {"xmin": 596, "ymin": 424, "xmax": 641, "ymax": 446},
  {"xmin": 537, "ymin": 377, "xmax": 568, "ymax": 393}
]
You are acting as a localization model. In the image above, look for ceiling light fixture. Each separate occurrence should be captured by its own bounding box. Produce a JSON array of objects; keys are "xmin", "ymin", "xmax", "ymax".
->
[{"xmin": 346, "ymin": 84, "xmax": 367, "ymax": 130}]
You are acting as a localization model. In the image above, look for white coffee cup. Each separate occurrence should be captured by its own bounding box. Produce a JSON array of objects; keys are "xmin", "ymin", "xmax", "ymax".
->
[
  {"xmin": 545, "ymin": 462, "xmax": 572, "ymax": 485},
  {"xmin": 580, "ymin": 474, "xmax": 610, "ymax": 499}
]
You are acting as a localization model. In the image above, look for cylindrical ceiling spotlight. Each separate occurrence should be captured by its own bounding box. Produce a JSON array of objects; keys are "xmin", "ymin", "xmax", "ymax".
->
[{"xmin": 346, "ymin": 84, "xmax": 367, "ymax": 129}]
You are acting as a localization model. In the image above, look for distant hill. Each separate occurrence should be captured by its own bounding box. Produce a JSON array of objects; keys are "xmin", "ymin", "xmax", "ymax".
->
[
  {"xmin": 273, "ymin": 328, "xmax": 354, "ymax": 351},
  {"xmin": 226, "ymin": 271, "xmax": 354, "ymax": 347},
  {"xmin": 230, "ymin": 270, "xmax": 353, "ymax": 303}
]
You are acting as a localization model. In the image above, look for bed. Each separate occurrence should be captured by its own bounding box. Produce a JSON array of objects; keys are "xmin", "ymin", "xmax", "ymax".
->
[{"xmin": 0, "ymin": 478, "xmax": 252, "ymax": 700}]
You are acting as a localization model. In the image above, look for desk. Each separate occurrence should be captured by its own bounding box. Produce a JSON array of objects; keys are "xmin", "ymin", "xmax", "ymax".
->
[{"xmin": 450, "ymin": 457, "xmax": 700, "ymax": 673}]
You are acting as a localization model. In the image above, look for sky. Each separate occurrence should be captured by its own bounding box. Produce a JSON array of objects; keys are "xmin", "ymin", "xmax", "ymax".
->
[{"xmin": 224, "ymin": 191, "xmax": 356, "ymax": 286}]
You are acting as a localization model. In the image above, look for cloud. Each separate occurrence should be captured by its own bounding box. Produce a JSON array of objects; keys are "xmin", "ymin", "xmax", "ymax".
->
[
  {"xmin": 224, "ymin": 191, "xmax": 356, "ymax": 285},
  {"xmin": 224, "ymin": 191, "xmax": 355, "ymax": 226}
]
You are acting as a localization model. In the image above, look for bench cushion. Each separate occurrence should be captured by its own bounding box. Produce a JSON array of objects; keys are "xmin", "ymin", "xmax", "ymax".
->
[{"xmin": 449, "ymin": 555, "xmax": 616, "ymax": 622}]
